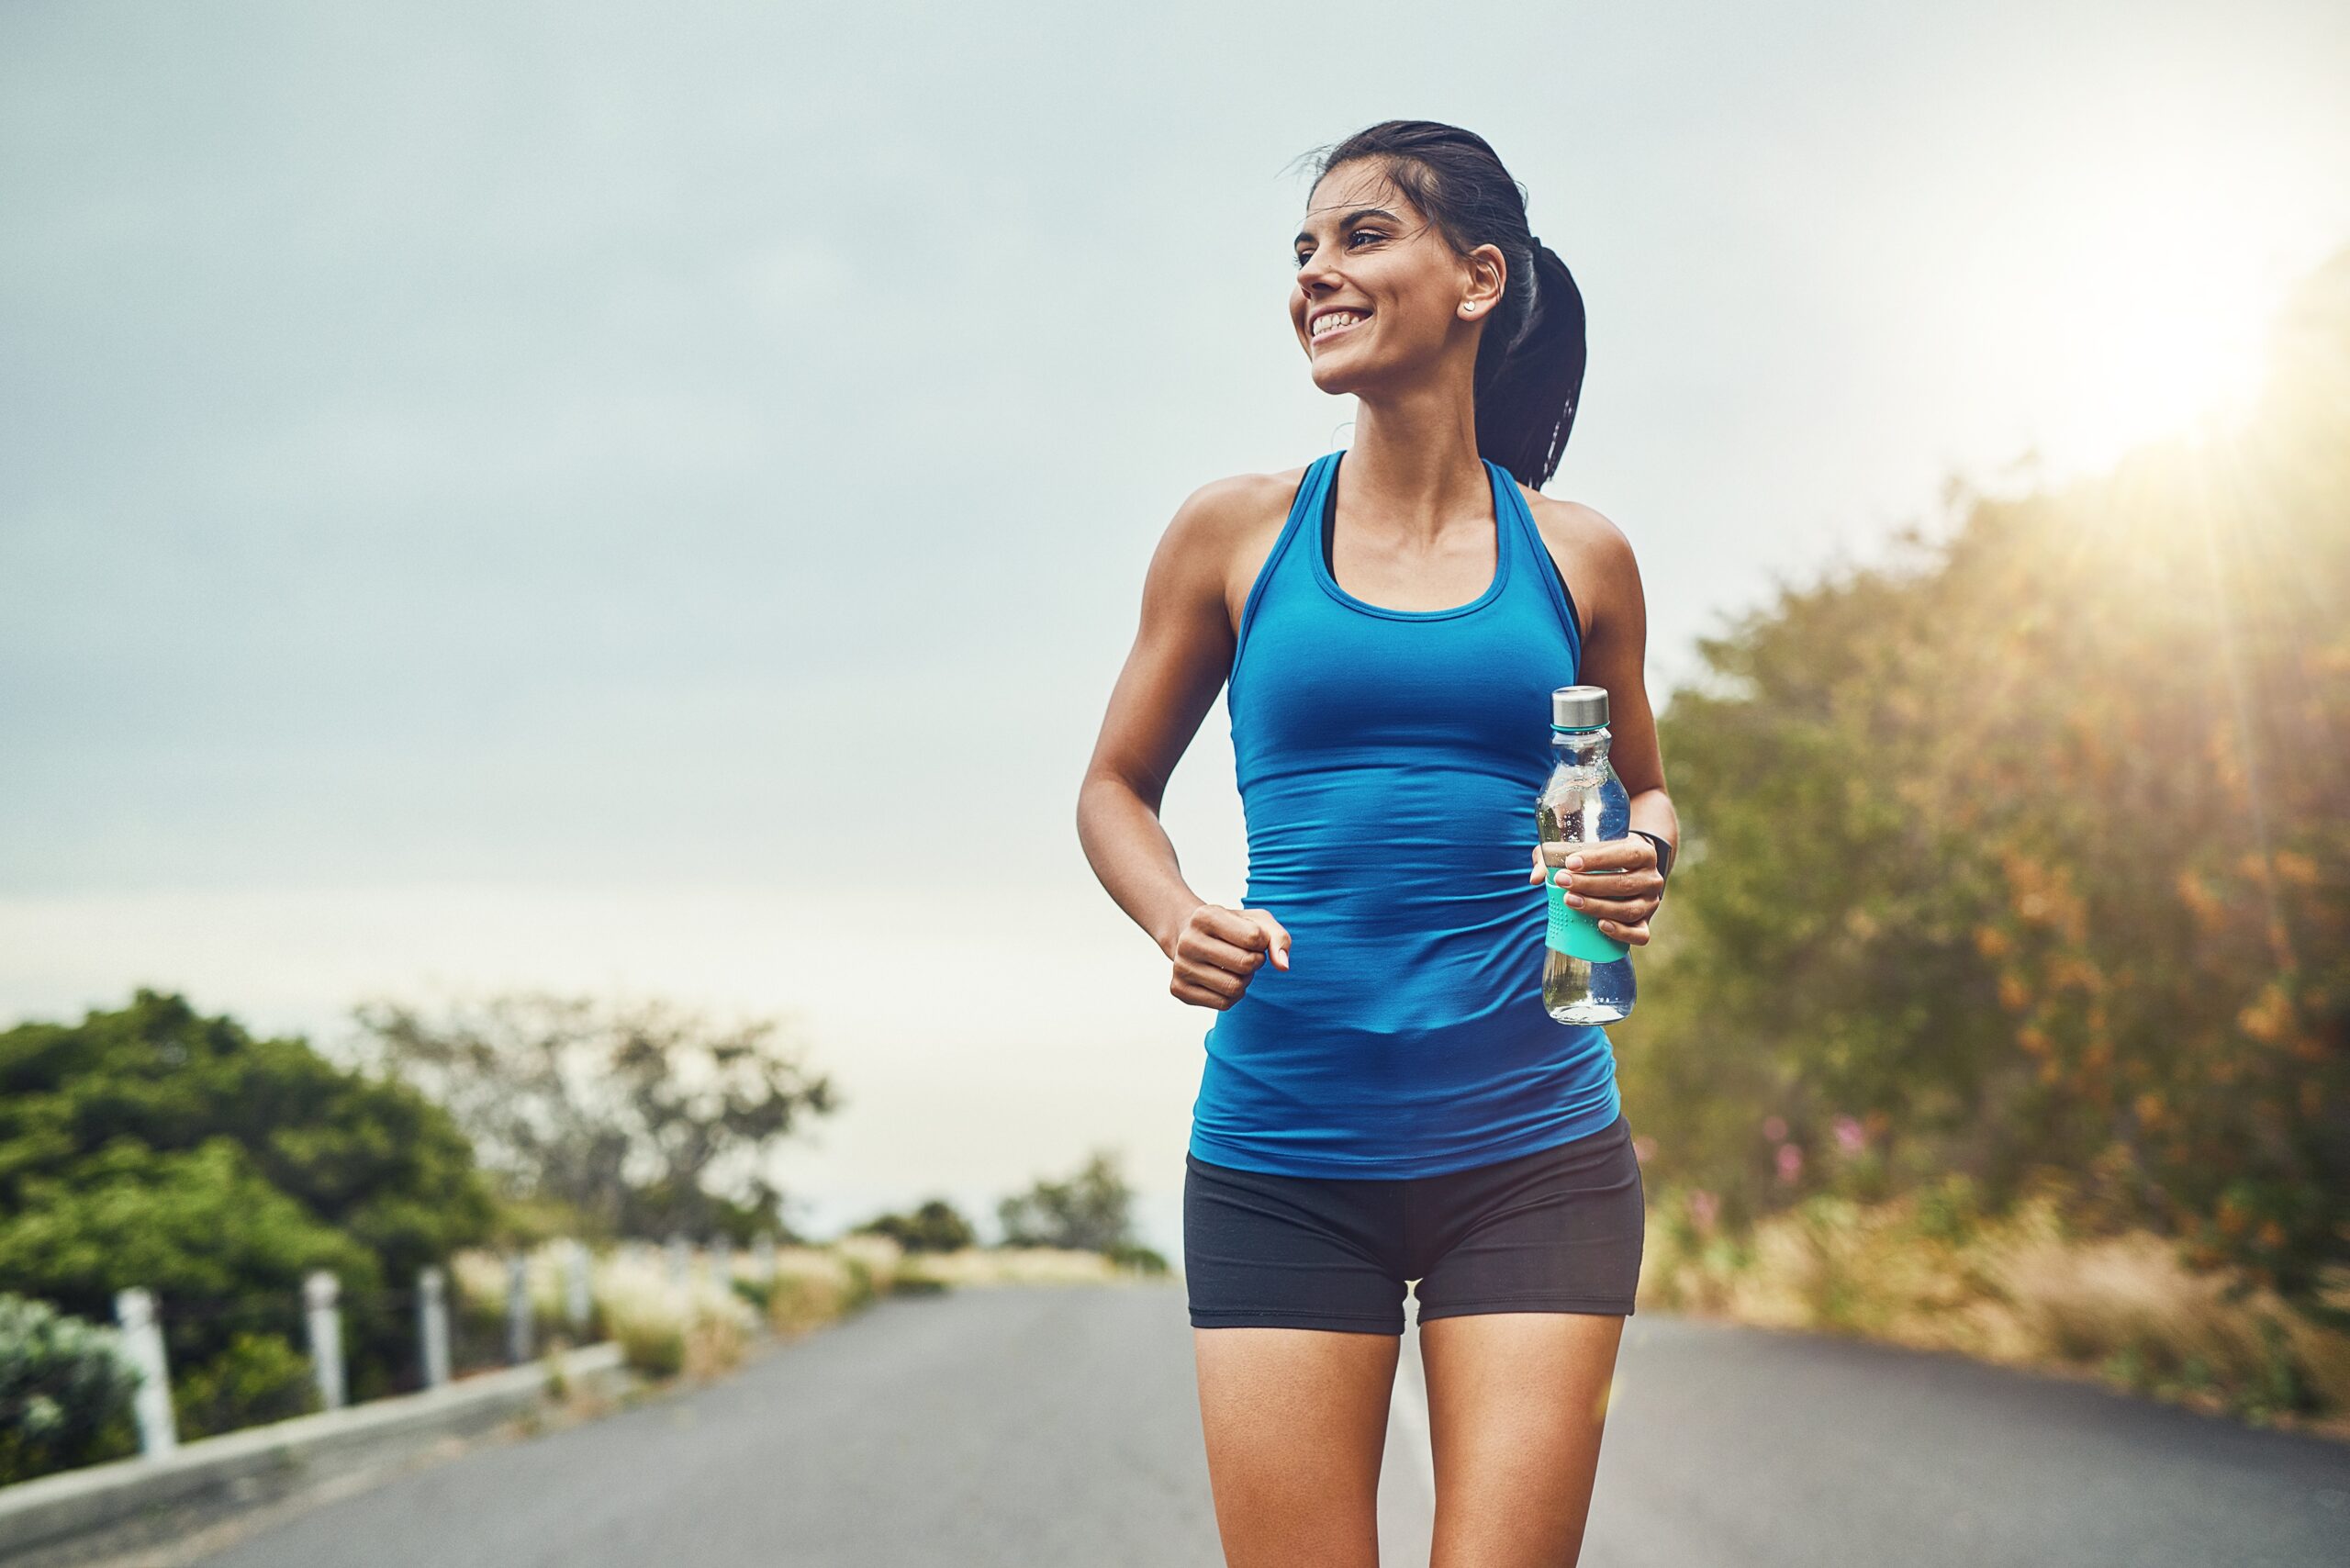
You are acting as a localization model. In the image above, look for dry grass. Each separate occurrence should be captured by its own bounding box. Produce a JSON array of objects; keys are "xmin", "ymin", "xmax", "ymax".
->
[
  {"xmin": 449, "ymin": 1236, "xmax": 1157, "ymax": 1383},
  {"xmin": 1640, "ymin": 1186, "xmax": 2350, "ymax": 1438},
  {"xmin": 451, "ymin": 1243, "xmax": 759, "ymax": 1380},
  {"xmin": 892, "ymin": 1246, "xmax": 1137, "ymax": 1287}
]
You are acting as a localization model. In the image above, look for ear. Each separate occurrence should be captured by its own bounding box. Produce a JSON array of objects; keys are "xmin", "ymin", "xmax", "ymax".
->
[{"xmin": 1460, "ymin": 242, "xmax": 1507, "ymax": 317}]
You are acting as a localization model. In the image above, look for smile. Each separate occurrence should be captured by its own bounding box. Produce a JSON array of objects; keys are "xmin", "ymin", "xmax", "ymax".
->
[{"xmin": 1310, "ymin": 309, "xmax": 1370, "ymax": 342}]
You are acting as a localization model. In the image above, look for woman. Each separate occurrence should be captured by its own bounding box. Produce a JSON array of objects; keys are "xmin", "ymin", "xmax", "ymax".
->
[{"xmin": 1076, "ymin": 119, "xmax": 1677, "ymax": 1567}]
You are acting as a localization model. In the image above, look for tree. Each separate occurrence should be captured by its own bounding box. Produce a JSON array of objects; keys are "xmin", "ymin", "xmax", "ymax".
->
[
  {"xmin": 350, "ymin": 991, "xmax": 838, "ymax": 1243},
  {"xmin": 1616, "ymin": 246, "xmax": 2350, "ymax": 1294},
  {"xmin": 996, "ymin": 1149, "xmax": 1138, "ymax": 1253},
  {"xmin": 0, "ymin": 989, "xmax": 495, "ymax": 1425},
  {"xmin": 853, "ymin": 1198, "xmax": 977, "ymax": 1253}
]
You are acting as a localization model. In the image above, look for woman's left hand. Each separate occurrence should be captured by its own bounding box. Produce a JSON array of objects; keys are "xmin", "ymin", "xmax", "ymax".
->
[{"xmin": 1528, "ymin": 837, "xmax": 1663, "ymax": 947}]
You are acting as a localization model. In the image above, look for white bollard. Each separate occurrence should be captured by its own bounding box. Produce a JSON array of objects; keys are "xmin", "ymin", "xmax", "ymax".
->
[
  {"xmin": 753, "ymin": 1234, "xmax": 777, "ymax": 1282},
  {"xmin": 505, "ymin": 1254, "xmax": 533, "ymax": 1364},
  {"xmin": 418, "ymin": 1266, "xmax": 453, "ymax": 1389},
  {"xmin": 304, "ymin": 1271, "xmax": 346, "ymax": 1411},
  {"xmin": 711, "ymin": 1237, "xmax": 733, "ymax": 1290},
  {"xmin": 113, "ymin": 1288, "xmax": 176, "ymax": 1458},
  {"xmin": 666, "ymin": 1235, "xmax": 690, "ymax": 1289},
  {"xmin": 564, "ymin": 1240, "xmax": 593, "ymax": 1332}
]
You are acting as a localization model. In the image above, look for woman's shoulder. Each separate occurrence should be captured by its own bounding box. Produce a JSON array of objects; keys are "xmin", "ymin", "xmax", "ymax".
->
[
  {"xmin": 1522, "ymin": 484, "xmax": 1635, "ymax": 583},
  {"xmin": 1166, "ymin": 463, "xmax": 1315, "ymax": 540},
  {"xmin": 1515, "ymin": 482, "xmax": 1632, "ymax": 560},
  {"xmin": 1513, "ymin": 483, "xmax": 1641, "ymax": 640},
  {"xmin": 1158, "ymin": 464, "xmax": 1317, "ymax": 636}
]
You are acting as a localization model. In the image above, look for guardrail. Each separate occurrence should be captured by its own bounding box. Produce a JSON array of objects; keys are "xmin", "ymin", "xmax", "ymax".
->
[{"xmin": 0, "ymin": 1341, "xmax": 631, "ymax": 1567}]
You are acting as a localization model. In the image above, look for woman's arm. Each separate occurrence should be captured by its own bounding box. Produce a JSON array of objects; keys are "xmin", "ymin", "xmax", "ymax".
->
[
  {"xmin": 1528, "ymin": 500, "xmax": 1678, "ymax": 945},
  {"xmin": 1578, "ymin": 509, "xmax": 1676, "ymax": 858},
  {"xmin": 1077, "ymin": 476, "xmax": 1293, "ymax": 1007}
]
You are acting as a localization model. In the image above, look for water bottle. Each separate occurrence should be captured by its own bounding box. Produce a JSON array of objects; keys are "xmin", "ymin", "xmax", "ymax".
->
[{"xmin": 1538, "ymin": 684, "xmax": 1637, "ymax": 1024}]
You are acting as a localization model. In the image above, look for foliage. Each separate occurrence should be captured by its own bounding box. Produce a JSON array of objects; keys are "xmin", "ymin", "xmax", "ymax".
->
[
  {"xmin": 995, "ymin": 1149, "xmax": 1140, "ymax": 1253},
  {"xmin": 1104, "ymin": 1242, "xmax": 1171, "ymax": 1274},
  {"xmin": 0, "ymin": 990, "xmax": 495, "ymax": 1438},
  {"xmin": 349, "ymin": 992, "xmax": 836, "ymax": 1244},
  {"xmin": 1639, "ymin": 1180, "xmax": 2350, "ymax": 1428},
  {"xmin": 852, "ymin": 1197, "xmax": 978, "ymax": 1253},
  {"xmin": 0, "ymin": 1293, "xmax": 141, "ymax": 1485},
  {"xmin": 172, "ymin": 1331, "xmax": 319, "ymax": 1441},
  {"xmin": 1617, "ymin": 248, "xmax": 2350, "ymax": 1295}
]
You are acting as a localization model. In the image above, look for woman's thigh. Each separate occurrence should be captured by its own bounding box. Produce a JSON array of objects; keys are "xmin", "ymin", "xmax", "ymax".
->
[
  {"xmin": 1185, "ymin": 1151, "xmax": 1411, "ymax": 1565},
  {"xmin": 1419, "ymin": 1310, "xmax": 1625, "ymax": 1568},
  {"xmin": 1193, "ymin": 1325, "xmax": 1400, "ymax": 1568},
  {"xmin": 1404, "ymin": 1110, "xmax": 1647, "ymax": 1566}
]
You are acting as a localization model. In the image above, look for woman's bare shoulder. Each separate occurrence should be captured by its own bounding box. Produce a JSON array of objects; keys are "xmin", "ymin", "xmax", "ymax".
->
[
  {"xmin": 1159, "ymin": 465, "xmax": 1315, "ymax": 634},
  {"xmin": 1164, "ymin": 465, "xmax": 1312, "ymax": 541},
  {"xmin": 1515, "ymin": 483, "xmax": 1641, "ymax": 639}
]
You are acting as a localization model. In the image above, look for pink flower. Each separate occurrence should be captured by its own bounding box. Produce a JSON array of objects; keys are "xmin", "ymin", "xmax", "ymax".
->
[
  {"xmin": 1630, "ymin": 1135, "xmax": 1657, "ymax": 1165},
  {"xmin": 1833, "ymin": 1114, "xmax": 1865, "ymax": 1155},
  {"xmin": 1689, "ymin": 1190, "xmax": 1719, "ymax": 1232},
  {"xmin": 1775, "ymin": 1143, "xmax": 1803, "ymax": 1182},
  {"xmin": 1762, "ymin": 1114, "xmax": 1787, "ymax": 1141}
]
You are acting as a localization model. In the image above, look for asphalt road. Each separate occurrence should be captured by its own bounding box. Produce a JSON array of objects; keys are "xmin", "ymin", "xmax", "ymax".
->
[{"xmin": 192, "ymin": 1282, "xmax": 2350, "ymax": 1568}]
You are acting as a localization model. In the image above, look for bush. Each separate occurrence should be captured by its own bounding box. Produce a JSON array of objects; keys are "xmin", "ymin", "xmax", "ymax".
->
[
  {"xmin": 0, "ymin": 991, "xmax": 494, "ymax": 1430},
  {"xmin": 472, "ymin": 1247, "xmax": 755, "ymax": 1383},
  {"xmin": 173, "ymin": 1331, "xmax": 318, "ymax": 1441},
  {"xmin": 0, "ymin": 1294, "xmax": 141, "ymax": 1485},
  {"xmin": 853, "ymin": 1198, "xmax": 977, "ymax": 1253},
  {"xmin": 1104, "ymin": 1243, "xmax": 1169, "ymax": 1275}
]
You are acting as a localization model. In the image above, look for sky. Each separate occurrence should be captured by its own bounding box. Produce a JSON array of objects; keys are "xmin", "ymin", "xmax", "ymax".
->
[{"xmin": 5, "ymin": 0, "xmax": 2346, "ymax": 1257}]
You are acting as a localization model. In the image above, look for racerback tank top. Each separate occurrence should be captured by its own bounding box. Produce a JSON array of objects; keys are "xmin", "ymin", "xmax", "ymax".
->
[{"xmin": 1188, "ymin": 448, "xmax": 1622, "ymax": 1178}]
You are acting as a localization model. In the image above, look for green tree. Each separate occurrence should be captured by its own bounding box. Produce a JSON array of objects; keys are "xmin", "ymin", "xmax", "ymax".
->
[
  {"xmin": 0, "ymin": 990, "xmax": 496, "ymax": 1428},
  {"xmin": 854, "ymin": 1197, "xmax": 978, "ymax": 1253},
  {"xmin": 1618, "ymin": 247, "xmax": 2350, "ymax": 1295},
  {"xmin": 996, "ymin": 1149, "xmax": 1138, "ymax": 1253}
]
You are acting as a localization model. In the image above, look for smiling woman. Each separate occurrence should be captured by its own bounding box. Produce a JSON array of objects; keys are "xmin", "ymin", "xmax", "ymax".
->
[{"xmin": 1078, "ymin": 118, "xmax": 1679, "ymax": 1568}]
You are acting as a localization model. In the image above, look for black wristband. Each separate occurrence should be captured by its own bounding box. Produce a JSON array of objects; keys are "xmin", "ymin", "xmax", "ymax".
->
[{"xmin": 1630, "ymin": 828, "xmax": 1674, "ymax": 883}]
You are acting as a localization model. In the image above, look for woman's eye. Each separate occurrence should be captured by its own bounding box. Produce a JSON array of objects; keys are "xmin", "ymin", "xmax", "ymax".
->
[{"xmin": 1294, "ymin": 230, "xmax": 1385, "ymax": 267}]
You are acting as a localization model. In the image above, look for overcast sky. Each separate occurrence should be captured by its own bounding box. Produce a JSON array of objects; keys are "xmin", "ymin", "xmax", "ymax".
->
[{"xmin": 6, "ymin": 1, "xmax": 2346, "ymax": 1254}]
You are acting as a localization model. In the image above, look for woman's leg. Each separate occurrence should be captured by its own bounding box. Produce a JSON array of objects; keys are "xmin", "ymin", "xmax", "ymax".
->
[
  {"xmin": 1193, "ymin": 1325, "xmax": 1401, "ymax": 1568},
  {"xmin": 1404, "ymin": 1113, "xmax": 1647, "ymax": 1566},
  {"xmin": 1418, "ymin": 1309, "xmax": 1626, "ymax": 1567}
]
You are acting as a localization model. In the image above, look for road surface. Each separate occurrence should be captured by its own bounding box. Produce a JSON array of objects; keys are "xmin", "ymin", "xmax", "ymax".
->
[{"xmin": 191, "ymin": 1281, "xmax": 2350, "ymax": 1567}]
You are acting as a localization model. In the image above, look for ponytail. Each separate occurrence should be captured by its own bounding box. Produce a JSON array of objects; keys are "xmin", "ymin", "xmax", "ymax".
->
[
  {"xmin": 1296, "ymin": 121, "xmax": 1588, "ymax": 489},
  {"xmin": 1473, "ymin": 235, "xmax": 1586, "ymax": 490}
]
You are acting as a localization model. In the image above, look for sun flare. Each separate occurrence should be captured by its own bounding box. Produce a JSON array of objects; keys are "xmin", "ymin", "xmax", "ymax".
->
[{"xmin": 1983, "ymin": 158, "xmax": 2300, "ymax": 475}]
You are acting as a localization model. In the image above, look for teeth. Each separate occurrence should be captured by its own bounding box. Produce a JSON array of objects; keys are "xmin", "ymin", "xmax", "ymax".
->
[{"xmin": 1312, "ymin": 310, "xmax": 1367, "ymax": 339}]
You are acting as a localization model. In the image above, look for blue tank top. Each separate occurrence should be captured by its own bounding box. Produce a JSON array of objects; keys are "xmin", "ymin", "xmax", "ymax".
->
[{"xmin": 1188, "ymin": 448, "xmax": 1622, "ymax": 1178}]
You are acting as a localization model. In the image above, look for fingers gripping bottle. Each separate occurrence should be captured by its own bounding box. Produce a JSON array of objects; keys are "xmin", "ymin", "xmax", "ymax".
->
[{"xmin": 1538, "ymin": 684, "xmax": 1637, "ymax": 1024}]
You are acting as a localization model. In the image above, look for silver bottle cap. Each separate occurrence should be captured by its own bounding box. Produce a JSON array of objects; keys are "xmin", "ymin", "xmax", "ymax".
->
[{"xmin": 1550, "ymin": 684, "xmax": 1609, "ymax": 731}]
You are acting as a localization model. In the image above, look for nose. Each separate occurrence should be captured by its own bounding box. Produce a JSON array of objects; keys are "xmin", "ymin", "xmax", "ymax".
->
[{"xmin": 1296, "ymin": 246, "xmax": 1337, "ymax": 295}]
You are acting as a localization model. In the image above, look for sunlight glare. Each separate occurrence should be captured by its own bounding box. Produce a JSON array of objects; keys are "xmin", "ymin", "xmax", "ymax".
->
[{"xmin": 1992, "ymin": 159, "xmax": 2290, "ymax": 474}]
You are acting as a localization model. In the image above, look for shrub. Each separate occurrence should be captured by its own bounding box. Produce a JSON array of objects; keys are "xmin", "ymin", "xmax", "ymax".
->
[
  {"xmin": 1104, "ymin": 1242, "xmax": 1170, "ymax": 1275},
  {"xmin": 0, "ymin": 1294, "xmax": 141, "ymax": 1485},
  {"xmin": 173, "ymin": 1331, "xmax": 318, "ymax": 1441},
  {"xmin": 0, "ymin": 991, "xmax": 494, "ymax": 1430}
]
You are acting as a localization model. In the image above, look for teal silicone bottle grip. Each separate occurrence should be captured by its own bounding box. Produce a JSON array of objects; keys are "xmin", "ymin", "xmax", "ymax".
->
[{"xmin": 1546, "ymin": 876, "xmax": 1630, "ymax": 961}]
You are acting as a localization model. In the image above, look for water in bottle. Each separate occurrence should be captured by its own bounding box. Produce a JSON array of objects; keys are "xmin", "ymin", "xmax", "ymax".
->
[{"xmin": 1538, "ymin": 684, "xmax": 1637, "ymax": 1024}]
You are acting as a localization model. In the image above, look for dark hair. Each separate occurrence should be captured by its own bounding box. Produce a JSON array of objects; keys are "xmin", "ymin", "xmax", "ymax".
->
[{"xmin": 1295, "ymin": 120, "xmax": 1587, "ymax": 489}]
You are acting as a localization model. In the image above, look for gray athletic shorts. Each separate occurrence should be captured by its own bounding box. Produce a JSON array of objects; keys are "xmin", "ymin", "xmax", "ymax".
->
[{"xmin": 1183, "ymin": 1109, "xmax": 1646, "ymax": 1334}]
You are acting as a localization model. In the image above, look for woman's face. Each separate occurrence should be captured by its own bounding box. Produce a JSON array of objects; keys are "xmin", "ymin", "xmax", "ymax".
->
[{"xmin": 1290, "ymin": 159, "xmax": 1498, "ymax": 396}]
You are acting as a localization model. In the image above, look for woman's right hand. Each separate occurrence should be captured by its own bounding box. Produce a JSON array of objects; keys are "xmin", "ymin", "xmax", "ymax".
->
[{"xmin": 1165, "ymin": 902, "xmax": 1292, "ymax": 1011}]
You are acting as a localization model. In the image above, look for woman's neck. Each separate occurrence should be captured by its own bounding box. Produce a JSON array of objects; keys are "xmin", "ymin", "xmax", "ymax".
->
[{"xmin": 1341, "ymin": 387, "xmax": 1491, "ymax": 545}]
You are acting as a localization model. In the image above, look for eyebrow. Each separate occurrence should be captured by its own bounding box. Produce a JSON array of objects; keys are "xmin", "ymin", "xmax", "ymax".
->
[{"xmin": 1294, "ymin": 207, "xmax": 1401, "ymax": 249}]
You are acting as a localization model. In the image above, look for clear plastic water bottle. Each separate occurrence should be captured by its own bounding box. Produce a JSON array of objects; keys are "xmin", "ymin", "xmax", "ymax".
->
[{"xmin": 1538, "ymin": 684, "xmax": 1637, "ymax": 1024}]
